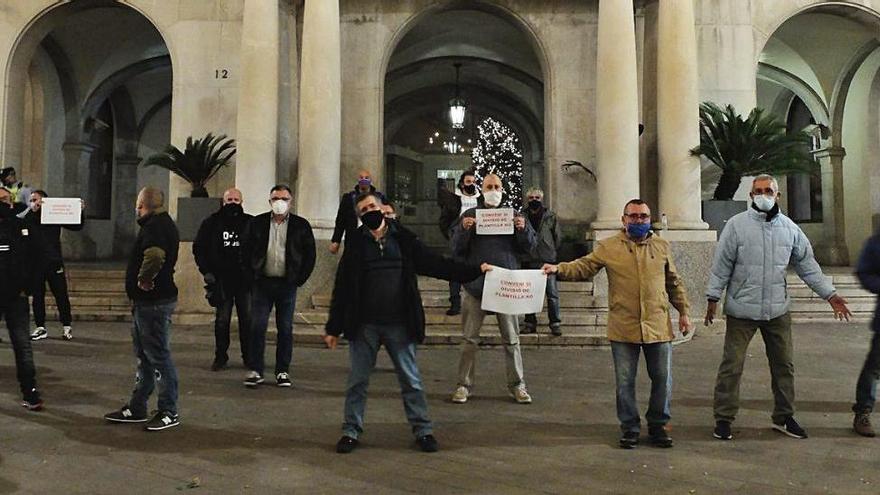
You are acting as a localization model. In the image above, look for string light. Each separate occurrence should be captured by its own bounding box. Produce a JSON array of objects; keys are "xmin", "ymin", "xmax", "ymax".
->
[{"xmin": 471, "ymin": 117, "xmax": 524, "ymax": 209}]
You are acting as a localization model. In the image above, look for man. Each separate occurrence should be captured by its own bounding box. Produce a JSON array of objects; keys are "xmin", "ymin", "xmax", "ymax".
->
[
  {"xmin": 437, "ymin": 170, "xmax": 480, "ymax": 316},
  {"xmin": 325, "ymin": 192, "xmax": 489, "ymax": 454},
  {"xmin": 23, "ymin": 190, "xmax": 84, "ymax": 341},
  {"xmin": 105, "ymin": 187, "xmax": 181, "ymax": 431},
  {"xmin": 852, "ymin": 229, "xmax": 880, "ymax": 437},
  {"xmin": 543, "ymin": 199, "xmax": 691, "ymax": 449},
  {"xmin": 705, "ymin": 174, "xmax": 852, "ymax": 441},
  {"xmin": 193, "ymin": 188, "xmax": 253, "ymax": 371},
  {"xmin": 521, "ymin": 187, "xmax": 563, "ymax": 336},
  {"xmin": 0, "ymin": 186, "xmax": 43, "ymax": 411},
  {"xmin": 242, "ymin": 185, "xmax": 315, "ymax": 388},
  {"xmin": 0, "ymin": 167, "xmax": 31, "ymax": 214},
  {"xmin": 329, "ymin": 169, "xmax": 386, "ymax": 254},
  {"xmin": 450, "ymin": 173, "xmax": 537, "ymax": 404}
]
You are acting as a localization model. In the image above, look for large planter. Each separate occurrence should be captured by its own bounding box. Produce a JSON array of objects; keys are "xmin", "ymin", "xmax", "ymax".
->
[
  {"xmin": 702, "ymin": 199, "xmax": 747, "ymax": 238},
  {"xmin": 177, "ymin": 197, "xmax": 221, "ymax": 242}
]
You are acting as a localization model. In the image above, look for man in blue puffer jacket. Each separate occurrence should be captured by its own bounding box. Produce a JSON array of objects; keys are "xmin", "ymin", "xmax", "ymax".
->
[{"xmin": 704, "ymin": 174, "xmax": 851, "ymax": 441}]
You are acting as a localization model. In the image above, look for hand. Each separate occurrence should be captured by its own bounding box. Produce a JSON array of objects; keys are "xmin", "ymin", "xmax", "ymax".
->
[
  {"xmin": 704, "ymin": 300, "xmax": 717, "ymax": 326},
  {"xmin": 462, "ymin": 217, "xmax": 476, "ymax": 230},
  {"xmin": 542, "ymin": 263, "xmax": 558, "ymax": 275},
  {"xmin": 323, "ymin": 334, "xmax": 338, "ymax": 349},
  {"xmin": 514, "ymin": 215, "xmax": 526, "ymax": 231},
  {"xmin": 480, "ymin": 263, "xmax": 493, "ymax": 273},
  {"xmin": 137, "ymin": 279, "xmax": 154, "ymax": 291},
  {"xmin": 829, "ymin": 294, "xmax": 852, "ymax": 322},
  {"xmin": 80, "ymin": 199, "xmax": 86, "ymax": 211},
  {"xmin": 679, "ymin": 314, "xmax": 692, "ymax": 336},
  {"xmin": 329, "ymin": 242, "xmax": 340, "ymax": 254}
]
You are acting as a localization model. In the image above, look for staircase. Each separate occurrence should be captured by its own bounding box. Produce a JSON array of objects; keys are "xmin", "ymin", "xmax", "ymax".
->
[{"xmin": 788, "ymin": 271, "xmax": 875, "ymax": 323}]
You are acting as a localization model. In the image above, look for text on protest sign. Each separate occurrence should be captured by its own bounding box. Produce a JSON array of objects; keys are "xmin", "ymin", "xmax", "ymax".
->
[
  {"xmin": 480, "ymin": 267, "xmax": 547, "ymax": 315},
  {"xmin": 476, "ymin": 208, "xmax": 514, "ymax": 235},
  {"xmin": 40, "ymin": 198, "xmax": 82, "ymax": 225}
]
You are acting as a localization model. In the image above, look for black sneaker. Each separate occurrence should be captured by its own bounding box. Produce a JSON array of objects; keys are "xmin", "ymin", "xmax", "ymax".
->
[
  {"xmin": 520, "ymin": 323, "xmax": 537, "ymax": 335},
  {"xmin": 550, "ymin": 323, "xmax": 562, "ymax": 336},
  {"xmin": 713, "ymin": 420, "xmax": 733, "ymax": 440},
  {"xmin": 211, "ymin": 358, "xmax": 228, "ymax": 371},
  {"xmin": 276, "ymin": 372, "xmax": 292, "ymax": 387},
  {"xmin": 445, "ymin": 307, "xmax": 461, "ymax": 316},
  {"xmin": 244, "ymin": 371, "xmax": 264, "ymax": 387},
  {"xmin": 417, "ymin": 434, "xmax": 439, "ymax": 453},
  {"xmin": 104, "ymin": 405, "xmax": 148, "ymax": 423},
  {"xmin": 619, "ymin": 430, "xmax": 639, "ymax": 449},
  {"xmin": 772, "ymin": 416, "xmax": 808, "ymax": 439},
  {"xmin": 336, "ymin": 435, "xmax": 358, "ymax": 454},
  {"xmin": 22, "ymin": 389, "xmax": 43, "ymax": 411},
  {"xmin": 648, "ymin": 425, "xmax": 673, "ymax": 448},
  {"xmin": 145, "ymin": 411, "xmax": 180, "ymax": 431}
]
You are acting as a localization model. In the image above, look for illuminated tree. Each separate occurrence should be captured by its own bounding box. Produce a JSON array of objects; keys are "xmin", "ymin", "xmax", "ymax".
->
[{"xmin": 471, "ymin": 117, "xmax": 524, "ymax": 209}]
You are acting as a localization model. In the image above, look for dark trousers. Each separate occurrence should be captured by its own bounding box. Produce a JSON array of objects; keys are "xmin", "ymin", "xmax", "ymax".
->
[
  {"xmin": 449, "ymin": 281, "xmax": 461, "ymax": 309},
  {"xmin": 854, "ymin": 330, "xmax": 880, "ymax": 413},
  {"xmin": 214, "ymin": 281, "xmax": 252, "ymax": 366},
  {"xmin": 249, "ymin": 278, "xmax": 297, "ymax": 376},
  {"xmin": 32, "ymin": 264, "xmax": 72, "ymax": 327},
  {"xmin": 0, "ymin": 296, "xmax": 38, "ymax": 396}
]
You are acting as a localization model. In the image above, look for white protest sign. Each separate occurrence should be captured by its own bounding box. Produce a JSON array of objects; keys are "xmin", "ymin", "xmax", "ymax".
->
[
  {"xmin": 480, "ymin": 267, "xmax": 547, "ymax": 315},
  {"xmin": 476, "ymin": 207, "xmax": 514, "ymax": 235},
  {"xmin": 40, "ymin": 197, "xmax": 82, "ymax": 225}
]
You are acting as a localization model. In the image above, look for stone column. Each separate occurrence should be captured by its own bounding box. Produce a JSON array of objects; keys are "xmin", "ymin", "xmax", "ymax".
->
[
  {"xmin": 296, "ymin": 0, "xmax": 341, "ymax": 238},
  {"xmin": 235, "ymin": 0, "xmax": 280, "ymax": 213},
  {"xmin": 657, "ymin": 0, "xmax": 708, "ymax": 230},
  {"xmin": 592, "ymin": 0, "xmax": 641, "ymax": 232},
  {"xmin": 113, "ymin": 156, "xmax": 140, "ymax": 258},
  {"xmin": 61, "ymin": 142, "xmax": 96, "ymax": 198},
  {"xmin": 813, "ymin": 147, "xmax": 849, "ymax": 265}
]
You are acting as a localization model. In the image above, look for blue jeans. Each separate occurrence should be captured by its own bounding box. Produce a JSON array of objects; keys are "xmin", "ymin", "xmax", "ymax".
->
[
  {"xmin": 854, "ymin": 331, "xmax": 880, "ymax": 413},
  {"xmin": 249, "ymin": 278, "xmax": 296, "ymax": 376},
  {"xmin": 129, "ymin": 301, "xmax": 178, "ymax": 416},
  {"xmin": 343, "ymin": 324, "xmax": 433, "ymax": 439},
  {"xmin": 610, "ymin": 341, "xmax": 672, "ymax": 433}
]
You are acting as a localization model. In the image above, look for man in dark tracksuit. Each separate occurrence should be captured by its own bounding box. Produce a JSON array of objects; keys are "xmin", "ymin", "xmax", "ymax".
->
[
  {"xmin": 328, "ymin": 169, "xmax": 386, "ymax": 255},
  {"xmin": 193, "ymin": 188, "xmax": 253, "ymax": 371},
  {"xmin": 324, "ymin": 192, "xmax": 486, "ymax": 454},
  {"xmin": 22, "ymin": 190, "xmax": 84, "ymax": 341},
  {"xmin": 105, "ymin": 186, "xmax": 181, "ymax": 431},
  {"xmin": 0, "ymin": 186, "xmax": 43, "ymax": 411},
  {"xmin": 853, "ymin": 231, "xmax": 880, "ymax": 437}
]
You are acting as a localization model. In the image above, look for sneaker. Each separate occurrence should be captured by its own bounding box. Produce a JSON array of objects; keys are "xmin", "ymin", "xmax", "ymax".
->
[
  {"xmin": 772, "ymin": 416, "xmax": 808, "ymax": 439},
  {"xmin": 520, "ymin": 322, "xmax": 537, "ymax": 335},
  {"xmin": 509, "ymin": 384, "xmax": 532, "ymax": 404},
  {"xmin": 30, "ymin": 327, "xmax": 48, "ymax": 341},
  {"xmin": 62, "ymin": 326, "xmax": 73, "ymax": 341},
  {"xmin": 648, "ymin": 425, "xmax": 673, "ymax": 448},
  {"xmin": 550, "ymin": 323, "xmax": 562, "ymax": 336},
  {"xmin": 445, "ymin": 306, "xmax": 461, "ymax": 316},
  {"xmin": 145, "ymin": 411, "xmax": 180, "ymax": 431},
  {"xmin": 416, "ymin": 434, "xmax": 439, "ymax": 453},
  {"xmin": 22, "ymin": 389, "xmax": 43, "ymax": 411},
  {"xmin": 619, "ymin": 430, "xmax": 640, "ymax": 449},
  {"xmin": 336, "ymin": 435, "xmax": 358, "ymax": 454},
  {"xmin": 104, "ymin": 405, "xmax": 148, "ymax": 423},
  {"xmin": 451, "ymin": 385, "xmax": 469, "ymax": 404},
  {"xmin": 211, "ymin": 358, "xmax": 228, "ymax": 372},
  {"xmin": 713, "ymin": 420, "xmax": 733, "ymax": 440},
  {"xmin": 854, "ymin": 411, "xmax": 876, "ymax": 438},
  {"xmin": 276, "ymin": 372, "xmax": 292, "ymax": 387},
  {"xmin": 244, "ymin": 371, "xmax": 264, "ymax": 387}
]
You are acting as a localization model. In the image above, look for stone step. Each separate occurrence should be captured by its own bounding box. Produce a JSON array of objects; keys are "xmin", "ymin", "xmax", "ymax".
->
[
  {"xmin": 785, "ymin": 273, "xmax": 860, "ymax": 287},
  {"xmin": 310, "ymin": 293, "xmax": 606, "ymax": 310},
  {"xmin": 64, "ymin": 269, "xmax": 126, "ymax": 280},
  {"xmin": 788, "ymin": 301, "xmax": 875, "ymax": 313},
  {"xmin": 788, "ymin": 286, "xmax": 875, "ymax": 299},
  {"xmin": 292, "ymin": 310, "xmax": 608, "ymax": 327},
  {"xmin": 417, "ymin": 277, "xmax": 593, "ymax": 293}
]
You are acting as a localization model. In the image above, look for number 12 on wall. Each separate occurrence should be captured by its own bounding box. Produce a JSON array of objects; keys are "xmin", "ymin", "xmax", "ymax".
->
[{"xmin": 215, "ymin": 69, "xmax": 230, "ymax": 79}]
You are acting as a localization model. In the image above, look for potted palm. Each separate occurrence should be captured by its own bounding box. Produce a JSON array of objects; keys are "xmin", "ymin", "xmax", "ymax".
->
[
  {"xmin": 142, "ymin": 133, "xmax": 236, "ymax": 240},
  {"xmin": 691, "ymin": 102, "xmax": 818, "ymax": 233}
]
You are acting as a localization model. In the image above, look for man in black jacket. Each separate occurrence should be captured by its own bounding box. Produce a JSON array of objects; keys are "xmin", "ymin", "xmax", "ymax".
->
[
  {"xmin": 324, "ymin": 192, "xmax": 489, "ymax": 454},
  {"xmin": 0, "ymin": 186, "xmax": 43, "ymax": 411},
  {"xmin": 104, "ymin": 186, "xmax": 181, "ymax": 431},
  {"xmin": 437, "ymin": 170, "xmax": 480, "ymax": 316},
  {"xmin": 23, "ymin": 190, "xmax": 84, "ymax": 341},
  {"xmin": 242, "ymin": 184, "xmax": 316, "ymax": 388},
  {"xmin": 328, "ymin": 169, "xmax": 386, "ymax": 255},
  {"xmin": 853, "ymin": 231, "xmax": 880, "ymax": 437},
  {"xmin": 193, "ymin": 187, "xmax": 253, "ymax": 371}
]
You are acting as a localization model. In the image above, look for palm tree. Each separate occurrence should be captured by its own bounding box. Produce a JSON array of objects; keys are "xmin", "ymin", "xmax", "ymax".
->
[
  {"xmin": 691, "ymin": 102, "xmax": 818, "ymax": 200},
  {"xmin": 142, "ymin": 133, "xmax": 236, "ymax": 197}
]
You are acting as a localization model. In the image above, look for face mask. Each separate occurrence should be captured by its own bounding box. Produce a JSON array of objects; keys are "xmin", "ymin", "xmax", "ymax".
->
[
  {"xmin": 357, "ymin": 178, "xmax": 371, "ymax": 189},
  {"xmin": 626, "ymin": 222, "xmax": 651, "ymax": 239},
  {"xmin": 752, "ymin": 194, "xmax": 776, "ymax": 212},
  {"xmin": 463, "ymin": 184, "xmax": 477, "ymax": 195},
  {"xmin": 483, "ymin": 190, "xmax": 503, "ymax": 207},
  {"xmin": 361, "ymin": 209, "xmax": 384, "ymax": 230},
  {"xmin": 271, "ymin": 199, "xmax": 289, "ymax": 216},
  {"xmin": 0, "ymin": 202, "xmax": 12, "ymax": 218},
  {"xmin": 528, "ymin": 199, "xmax": 542, "ymax": 210},
  {"xmin": 221, "ymin": 203, "xmax": 243, "ymax": 216}
]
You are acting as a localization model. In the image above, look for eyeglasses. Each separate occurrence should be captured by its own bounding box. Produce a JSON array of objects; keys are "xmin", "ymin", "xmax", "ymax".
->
[
  {"xmin": 271, "ymin": 197, "xmax": 291, "ymax": 202},
  {"xmin": 624, "ymin": 213, "xmax": 651, "ymax": 221}
]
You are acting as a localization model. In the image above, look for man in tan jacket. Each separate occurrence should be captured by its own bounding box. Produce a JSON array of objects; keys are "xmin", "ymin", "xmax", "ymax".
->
[{"xmin": 543, "ymin": 199, "xmax": 691, "ymax": 449}]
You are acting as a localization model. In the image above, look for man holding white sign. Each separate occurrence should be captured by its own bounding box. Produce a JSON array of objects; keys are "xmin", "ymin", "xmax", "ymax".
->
[
  {"xmin": 451, "ymin": 173, "xmax": 537, "ymax": 405},
  {"xmin": 543, "ymin": 199, "xmax": 692, "ymax": 449}
]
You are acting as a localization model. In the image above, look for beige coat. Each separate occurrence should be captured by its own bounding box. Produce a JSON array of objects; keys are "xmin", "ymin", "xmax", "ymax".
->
[{"xmin": 557, "ymin": 231, "xmax": 689, "ymax": 344}]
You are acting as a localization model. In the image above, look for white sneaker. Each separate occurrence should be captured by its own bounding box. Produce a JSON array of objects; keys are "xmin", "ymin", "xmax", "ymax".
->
[
  {"xmin": 30, "ymin": 327, "xmax": 48, "ymax": 341},
  {"xmin": 451, "ymin": 385, "xmax": 469, "ymax": 404},
  {"xmin": 62, "ymin": 326, "xmax": 73, "ymax": 341},
  {"xmin": 509, "ymin": 384, "xmax": 532, "ymax": 404}
]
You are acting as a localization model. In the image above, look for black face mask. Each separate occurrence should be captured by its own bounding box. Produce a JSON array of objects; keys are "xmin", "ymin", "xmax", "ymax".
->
[
  {"xmin": 361, "ymin": 210, "xmax": 384, "ymax": 230},
  {"xmin": 0, "ymin": 202, "xmax": 12, "ymax": 218},
  {"xmin": 528, "ymin": 200, "xmax": 542, "ymax": 210},
  {"xmin": 221, "ymin": 203, "xmax": 244, "ymax": 216},
  {"xmin": 462, "ymin": 184, "xmax": 477, "ymax": 195}
]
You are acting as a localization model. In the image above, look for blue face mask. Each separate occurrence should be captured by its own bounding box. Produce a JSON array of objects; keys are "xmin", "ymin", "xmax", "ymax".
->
[{"xmin": 626, "ymin": 222, "xmax": 651, "ymax": 239}]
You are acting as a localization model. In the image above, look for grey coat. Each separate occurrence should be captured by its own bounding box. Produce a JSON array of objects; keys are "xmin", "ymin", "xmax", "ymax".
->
[
  {"xmin": 706, "ymin": 207, "xmax": 835, "ymax": 321},
  {"xmin": 520, "ymin": 207, "xmax": 562, "ymax": 263}
]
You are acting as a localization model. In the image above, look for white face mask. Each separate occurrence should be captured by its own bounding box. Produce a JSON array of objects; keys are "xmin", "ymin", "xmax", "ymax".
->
[
  {"xmin": 752, "ymin": 194, "xmax": 776, "ymax": 212},
  {"xmin": 483, "ymin": 190, "xmax": 503, "ymax": 207},
  {"xmin": 271, "ymin": 199, "xmax": 290, "ymax": 215}
]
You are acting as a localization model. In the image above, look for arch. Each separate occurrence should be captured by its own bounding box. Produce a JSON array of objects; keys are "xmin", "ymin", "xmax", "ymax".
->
[
  {"xmin": 829, "ymin": 39, "xmax": 880, "ymax": 146},
  {"xmin": 757, "ymin": 62, "xmax": 830, "ymax": 126},
  {"xmin": 80, "ymin": 55, "xmax": 172, "ymax": 131}
]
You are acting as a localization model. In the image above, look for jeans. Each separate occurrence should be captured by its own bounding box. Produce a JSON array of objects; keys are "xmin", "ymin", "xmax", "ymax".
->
[
  {"xmin": 457, "ymin": 291, "xmax": 525, "ymax": 389},
  {"xmin": 214, "ymin": 281, "xmax": 252, "ymax": 366},
  {"xmin": 524, "ymin": 265, "xmax": 560, "ymax": 326},
  {"xmin": 32, "ymin": 264, "xmax": 72, "ymax": 327},
  {"xmin": 129, "ymin": 301, "xmax": 178, "ymax": 416},
  {"xmin": 611, "ymin": 341, "xmax": 672, "ymax": 433},
  {"xmin": 1, "ymin": 296, "xmax": 38, "ymax": 396},
  {"xmin": 343, "ymin": 323, "xmax": 432, "ymax": 439},
  {"xmin": 449, "ymin": 281, "xmax": 462, "ymax": 310},
  {"xmin": 713, "ymin": 313, "xmax": 794, "ymax": 423},
  {"xmin": 249, "ymin": 278, "xmax": 297, "ymax": 376},
  {"xmin": 854, "ymin": 331, "xmax": 880, "ymax": 413}
]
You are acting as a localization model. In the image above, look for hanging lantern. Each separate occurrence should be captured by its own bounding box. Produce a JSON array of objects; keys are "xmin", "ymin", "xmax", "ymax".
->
[{"xmin": 448, "ymin": 63, "xmax": 467, "ymax": 129}]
